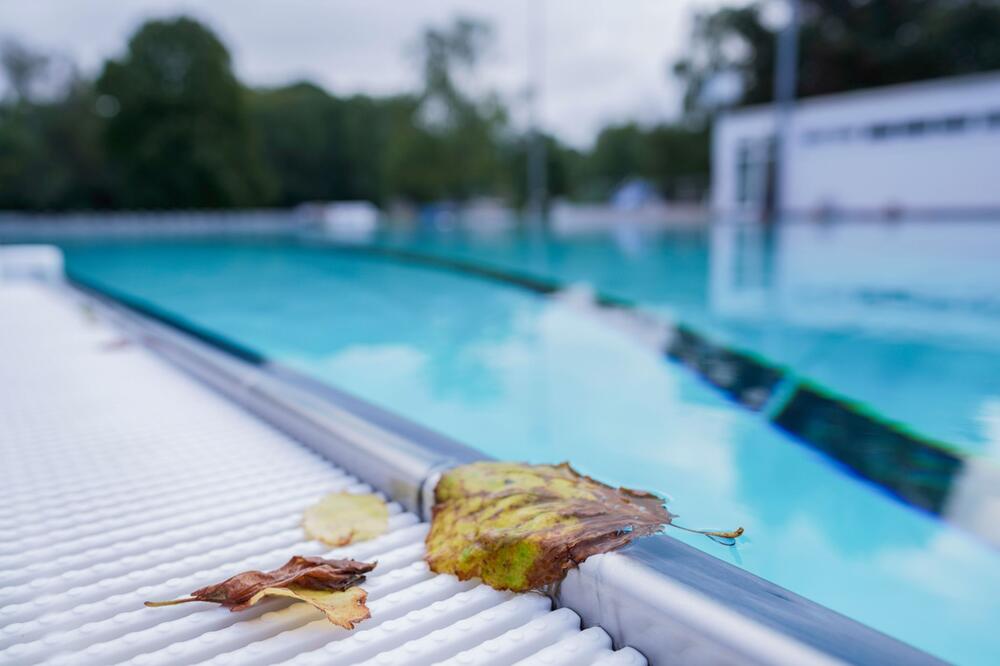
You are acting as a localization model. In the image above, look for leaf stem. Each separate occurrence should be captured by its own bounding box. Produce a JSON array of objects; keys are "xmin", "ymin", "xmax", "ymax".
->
[
  {"xmin": 144, "ymin": 597, "xmax": 199, "ymax": 607},
  {"xmin": 669, "ymin": 523, "xmax": 744, "ymax": 544}
]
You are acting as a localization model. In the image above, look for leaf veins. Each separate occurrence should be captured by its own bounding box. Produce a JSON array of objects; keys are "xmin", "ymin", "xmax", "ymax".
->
[{"xmin": 425, "ymin": 461, "xmax": 736, "ymax": 592}]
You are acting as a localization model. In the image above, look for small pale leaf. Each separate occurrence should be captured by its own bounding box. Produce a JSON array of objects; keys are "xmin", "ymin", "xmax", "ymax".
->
[
  {"xmin": 245, "ymin": 585, "xmax": 370, "ymax": 629},
  {"xmin": 303, "ymin": 492, "xmax": 389, "ymax": 546}
]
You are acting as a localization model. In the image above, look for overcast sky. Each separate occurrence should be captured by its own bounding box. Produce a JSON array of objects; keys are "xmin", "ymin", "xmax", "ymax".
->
[{"xmin": 2, "ymin": 0, "xmax": 726, "ymax": 147}]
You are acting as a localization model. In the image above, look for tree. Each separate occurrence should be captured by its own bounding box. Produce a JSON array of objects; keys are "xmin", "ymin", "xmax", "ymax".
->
[
  {"xmin": 3, "ymin": 12, "xmax": 724, "ymax": 212},
  {"xmin": 96, "ymin": 17, "xmax": 272, "ymax": 208},
  {"xmin": 643, "ymin": 123, "xmax": 710, "ymax": 200},
  {"xmin": 0, "ymin": 40, "xmax": 109, "ymax": 210},
  {"xmin": 250, "ymin": 83, "xmax": 397, "ymax": 206},
  {"xmin": 674, "ymin": 0, "xmax": 1000, "ymax": 115},
  {"xmin": 572, "ymin": 122, "xmax": 709, "ymax": 202},
  {"xmin": 1, "ymin": 38, "xmax": 50, "ymax": 104},
  {"xmin": 384, "ymin": 17, "xmax": 508, "ymax": 203},
  {"xmin": 504, "ymin": 134, "xmax": 582, "ymax": 207},
  {"xmin": 587, "ymin": 124, "xmax": 648, "ymax": 197}
]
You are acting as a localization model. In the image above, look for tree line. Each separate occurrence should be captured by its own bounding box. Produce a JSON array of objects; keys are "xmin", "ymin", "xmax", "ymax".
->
[
  {"xmin": 0, "ymin": 16, "xmax": 707, "ymax": 212},
  {"xmin": 1, "ymin": 1, "xmax": 998, "ymax": 212},
  {"xmin": 674, "ymin": 0, "xmax": 1000, "ymax": 116}
]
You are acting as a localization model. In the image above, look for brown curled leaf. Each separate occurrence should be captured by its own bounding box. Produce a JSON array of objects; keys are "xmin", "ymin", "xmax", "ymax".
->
[
  {"xmin": 303, "ymin": 492, "xmax": 388, "ymax": 546},
  {"xmin": 425, "ymin": 461, "xmax": 677, "ymax": 591},
  {"xmin": 243, "ymin": 585, "xmax": 370, "ymax": 629},
  {"xmin": 145, "ymin": 555, "xmax": 375, "ymax": 610}
]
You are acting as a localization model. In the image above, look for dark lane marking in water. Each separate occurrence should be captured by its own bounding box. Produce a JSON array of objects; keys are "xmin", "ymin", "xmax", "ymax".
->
[
  {"xmin": 773, "ymin": 387, "xmax": 963, "ymax": 514},
  {"xmin": 311, "ymin": 241, "xmax": 970, "ymax": 527},
  {"xmin": 67, "ymin": 271, "xmax": 267, "ymax": 365},
  {"xmin": 309, "ymin": 242, "xmax": 566, "ymax": 295},
  {"xmin": 665, "ymin": 324, "xmax": 784, "ymax": 409}
]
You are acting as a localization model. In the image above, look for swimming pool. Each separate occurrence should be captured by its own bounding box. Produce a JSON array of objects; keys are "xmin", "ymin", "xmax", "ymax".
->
[{"xmin": 50, "ymin": 226, "xmax": 1000, "ymax": 665}]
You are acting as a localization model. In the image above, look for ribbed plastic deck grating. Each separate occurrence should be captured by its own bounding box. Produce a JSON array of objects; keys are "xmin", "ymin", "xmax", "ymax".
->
[{"xmin": 0, "ymin": 282, "xmax": 645, "ymax": 666}]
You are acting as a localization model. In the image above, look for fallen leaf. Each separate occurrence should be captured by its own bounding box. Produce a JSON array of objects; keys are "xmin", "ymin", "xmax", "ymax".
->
[
  {"xmin": 425, "ymin": 461, "xmax": 678, "ymax": 591},
  {"xmin": 244, "ymin": 585, "xmax": 370, "ymax": 628},
  {"xmin": 303, "ymin": 492, "xmax": 389, "ymax": 546},
  {"xmin": 99, "ymin": 337, "xmax": 132, "ymax": 351},
  {"xmin": 145, "ymin": 555, "xmax": 375, "ymax": 612}
]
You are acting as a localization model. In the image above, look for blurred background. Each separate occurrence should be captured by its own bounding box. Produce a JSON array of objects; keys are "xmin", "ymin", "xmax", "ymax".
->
[
  {"xmin": 0, "ymin": 0, "xmax": 713, "ymax": 214},
  {"xmin": 2, "ymin": 0, "xmax": 996, "ymax": 217},
  {"xmin": 3, "ymin": 3, "xmax": 1000, "ymax": 664}
]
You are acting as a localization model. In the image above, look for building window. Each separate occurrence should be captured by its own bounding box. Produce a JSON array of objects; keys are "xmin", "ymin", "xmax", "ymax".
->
[
  {"xmin": 801, "ymin": 126, "xmax": 852, "ymax": 144},
  {"xmin": 869, "ymin": 124, "xmax": 890, "ymax": 140},
  {"xmin": 943, "ymin": 116, "xmax": 967, "ymax": 132},
  {"xmin": 864, "ymin": 113, "xmax": 981, "ymax": 141},
  {"xmin": 736, "ymin": 143, "xmax": 752, "ymax": 205},
  {"xmin": 799, "ymin": 105, "xmax": 1000, "ymax": 149},
  {"xmin": 733, "ymin": 137, "xmax": 775, "ymax": 211}
]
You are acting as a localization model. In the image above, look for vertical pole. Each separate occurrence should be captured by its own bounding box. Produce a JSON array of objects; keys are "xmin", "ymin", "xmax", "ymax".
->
[
  {"xmin": 771, "ymin": 0, "xmax": 800, "ymax": 220},
  {"xmin": 526, "ymin": 0, "xmax": 548, "ymax": 229}
]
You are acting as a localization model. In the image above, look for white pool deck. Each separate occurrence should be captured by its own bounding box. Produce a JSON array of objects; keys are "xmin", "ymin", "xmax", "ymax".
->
[{"xmin": 0, "ymin": 279, "xmax": 646, "ymax": 665}]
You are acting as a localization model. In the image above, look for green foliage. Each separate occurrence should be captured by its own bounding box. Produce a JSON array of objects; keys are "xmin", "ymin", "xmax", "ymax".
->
[
  {"xmin": 4, "ymin": 4, "xmax": 999, "ymax": 212},
  {"xmin": 418, "ymin": 17, "xmax": 492, "ymax": 108},
  {"xmin": 504, "ymin": 134, "xmax": 582, "ymax": 207},
  {"xmin": 96, "ymin": 17, "xmax": 272, "ymax": 208},
  {"xmin": 0, "ymin": 40, "xmax": 109, "ymax": 210},
  {"xmin": 0, "ymin": 14, "xmax": 710, "ymax": 212},
  {"xmin": 251, "ymin": 17, "xmax": 511, "ymax": 207},
  {"xmin": 675, "ymin": 0, "xmax": 1000, "ymax": 114},
  {"xmin": 387, "ymin": 17, "xmax": 508, "ymax": 203},
  {"xmin": 576, "ymin": 122, "xmax": 709, "ymax": 201},
  {"xmin": 249, "ymin": 83, "xmax": 392, "ymax": 205},
  {"xmin": 644, "ymin": 123, "xmax": 711, "ymax": 200},
  {"xmin": 1, "ymin": 39, "xmax": 51, "ymax": 103}
]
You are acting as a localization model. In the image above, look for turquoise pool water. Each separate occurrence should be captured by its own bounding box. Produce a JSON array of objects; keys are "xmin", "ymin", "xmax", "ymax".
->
[
  {"xmin": 54, "ymin": 229, "xmax": 1000, "ymax": 665},
  {"xmin": 375, "ymin": 222, "xmax": 1000, "ymax": 458}
]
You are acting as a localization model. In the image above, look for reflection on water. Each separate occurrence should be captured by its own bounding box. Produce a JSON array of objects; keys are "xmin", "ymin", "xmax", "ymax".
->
[
  {"xmin": 382, "ymin": 220, "xmax": 1000, "ymax": 458},
  {"xmin": 344, "ymin": 237, "xmax": 993, "ymax": 542},
  {"xmin": 709, "ymin": 220, "xmax": 1000, "ymax": 453},
  {"xmin": 50, "ymin": 229, "xmax": 1000, "ymax": 666},
  {"xmin": 375, "ymin": 220, "xmax": 1000, "ymax": 547}
]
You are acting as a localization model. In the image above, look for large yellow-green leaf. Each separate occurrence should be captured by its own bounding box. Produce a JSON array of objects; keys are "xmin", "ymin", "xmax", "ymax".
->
[
  {"xmin": 303, "ymin": 492, "xmax": 389, "ymax": 546},
  {"xmin": 245, "ymin": 585, "xmax": 370, "ymax": 629},
  {"xmin": 425, "ymin": 462, "xmax": 679, "ymax": 591}
]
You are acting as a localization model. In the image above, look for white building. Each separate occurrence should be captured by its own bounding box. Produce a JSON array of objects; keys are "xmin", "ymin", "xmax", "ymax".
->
[{"xmin": 712, "ymin": 71, "xmax": 1000, "ymax": 218}]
